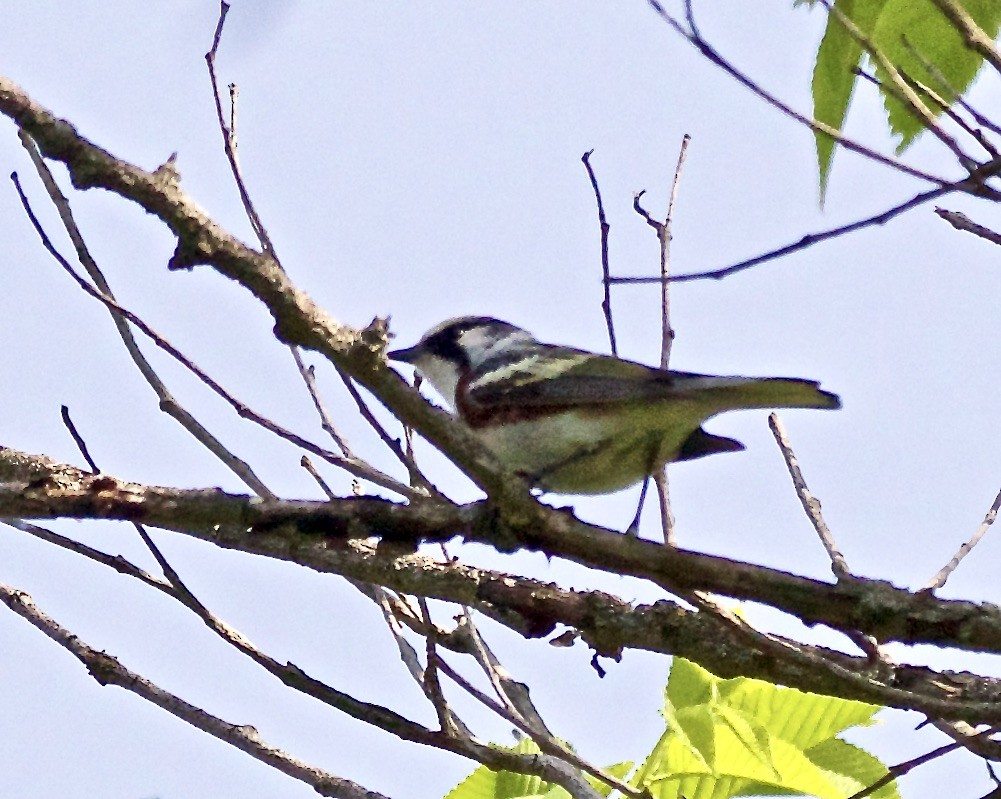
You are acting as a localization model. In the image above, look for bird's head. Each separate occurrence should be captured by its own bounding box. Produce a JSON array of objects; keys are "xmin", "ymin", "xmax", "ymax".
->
[{"xmin": 388, "ymin": 316, "xmax": 534, "ymax": 408}]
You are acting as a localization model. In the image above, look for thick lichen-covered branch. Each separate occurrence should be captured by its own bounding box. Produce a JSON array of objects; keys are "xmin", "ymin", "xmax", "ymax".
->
[{"xmin": 8, "ymin": 446, "xmax": 1001, "ymax": 722}]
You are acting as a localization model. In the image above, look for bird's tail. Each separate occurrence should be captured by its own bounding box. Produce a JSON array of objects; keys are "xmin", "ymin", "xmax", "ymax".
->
[{"xmin": 676, "ymin": 375, "xmax": 841, "ymax": 412}]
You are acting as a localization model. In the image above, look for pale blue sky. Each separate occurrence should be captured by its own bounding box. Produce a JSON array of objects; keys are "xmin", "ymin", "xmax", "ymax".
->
[{"xmin": 2, "ymin": 2, "xmax": 1001, "ymax": 797}]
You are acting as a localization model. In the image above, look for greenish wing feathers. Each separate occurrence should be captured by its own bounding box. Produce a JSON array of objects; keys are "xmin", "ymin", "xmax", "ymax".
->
[{"xmin": 468, "ymin": 352, "xmax": 840, "ymax": 412}]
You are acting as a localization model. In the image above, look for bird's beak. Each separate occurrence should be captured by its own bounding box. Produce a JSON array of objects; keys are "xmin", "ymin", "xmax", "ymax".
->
[{"xmin": 387, "ymin": 344, "xmax": 421, "ymax": 364}]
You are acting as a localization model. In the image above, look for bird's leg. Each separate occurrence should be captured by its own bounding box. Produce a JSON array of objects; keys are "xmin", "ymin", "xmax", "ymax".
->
[{"xmin": 625, "ymin": 478, "xmax": 650, "ymax": 537}]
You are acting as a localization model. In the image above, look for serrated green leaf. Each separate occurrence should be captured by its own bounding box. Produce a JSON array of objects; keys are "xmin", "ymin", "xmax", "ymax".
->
[
  {"xmin": 665, "ymin": 655, "xmax": 716, "ymax": 710},
  {"xmin": 713, "ymin": 704, "xmax": 777, "ymax": 778},
  {"xmin": 635, "ymin": 660, "xmax": 894, "ymax": 799},
  {"xmin": 806, "ymin": 739, "xmax": 901, "ymax": 799},
  {"xmin": 585, "ymin": 762, "xmax": 634, "ymax": 798},
  {"xmin": 444, "ymin": 739, "xmax": 566, "ymax": 799},
  {"xmin": 872, "ymin": 0, "xmax": 1001, "ymax": 150},
  {"xmin": 719, "ymin": 678, "xmax": 880, "ymax": 750},
  {"xmin": 812, "ymin": 0, "xmax": 889, "ymax": 197},
  {"xmin": 642, "ymin": 734, "xmax": 854, "ymax": 799}
]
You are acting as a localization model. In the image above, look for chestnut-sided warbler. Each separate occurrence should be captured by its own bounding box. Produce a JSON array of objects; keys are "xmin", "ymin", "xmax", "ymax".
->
[{"xmin": 389, "ymin": 317, "xmax": 840, "ymax": 495}]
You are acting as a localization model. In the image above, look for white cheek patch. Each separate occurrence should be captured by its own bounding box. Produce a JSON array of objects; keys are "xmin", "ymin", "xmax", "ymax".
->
[{"xmin": 415, "ymin": 354, "xmax": 461, "ymax": 409}]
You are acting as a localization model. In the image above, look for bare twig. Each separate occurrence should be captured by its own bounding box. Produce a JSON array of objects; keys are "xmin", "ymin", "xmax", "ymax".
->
[
  {"xmin": 608, "ymin": 179, "xmax": 969, "ymax": 284},
  {"xmin": 301, "ymin": 455, "xmax": 337, "ymax": 499},
  {"xmin": 11, "ymin": 154, "xmax": 276, "ymax": 499},
  {"xmin": 581, "ymin": 150, "xmax": 617, "ymax": 356},
  {"xmin": 293, "ymin": 350, "xmax": 353, "ymax": 457},
  {"xmin": 896, "ymin": 36, "xmax": 1001, "ymax": 154},
  {"xmin": 768, "ymin": 413, "xmax": 850, "ymax": 579},
  {"xmin": 60, "ymin": 405, "xmax": 99, "ymax": 473},
  {"xmin": 847, "ymin": 724, "xmax": 1001, "ymax": 799},
  {"xmin": 935, "ymin": 207, "xmax": 1001, "ymax": 246},
  {"xmin": 417, "ymin": 597, "xmax": 459, "ymax": 735},
  {"xmin": 455, "ymin": 614, "xmax": 645, "ymax": 798},
  {"xmin": 4, "ymin": 519, "xmax": 171, "ymax": 593},
  {"xmin": 0, "ymin": 580, "xmax": 392, "ymax": 799},
  {"xmin": 205, "ymin": 0, "xmax": 278, "ymax": 259},
  {"xmin": 931, "ymin": 719, "xmax": 1001, "ymax": 761},
  {"xmin": 335, "ymin": 367, "xmax": 441, "ymax": 497},
  {"xmin": 632, "ymin": 135, "xmax": 690, "ymax": 544},
  {"xmin": 644, "ymin": 0, "xmax": 957, "ymax": 188},
  {"xmin": 14, "ymin": 169, "xmax": 418, "ymax": 500},
  {"xmin": 924, "ymin": 486, "xmax": 1001, "ymax": 591},
  {"xmin": 854, "ymin": 66, "xmax": 997, "ymax": 160},
  {"xmin": 461, "ymin": 609, "xmax": 554, "ymax": 737}
]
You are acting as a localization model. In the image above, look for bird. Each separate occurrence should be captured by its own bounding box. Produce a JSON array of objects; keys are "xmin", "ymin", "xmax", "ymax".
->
[{"xmin": 388, "ymin": 316, "xmax": 840, "ymax": 495}]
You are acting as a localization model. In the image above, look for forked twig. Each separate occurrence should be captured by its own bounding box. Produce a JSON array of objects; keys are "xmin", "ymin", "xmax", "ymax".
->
[
  {"xmin": 822, "ymin": 0, "xmax": 976, "ymax": 169},
  {"xmin": 335, "ymin": 367, "xmax": 442, "ymax": 497},
  {"xmin": 205, "ymin": 0, "xmax": 278, "ymax": 259},
  {"xmin": 632, "ymin": 134, "xmax": 691, "ymax": 544},
  {"xmin": 644, "ymin": 0, "xmax": 953, "ymax": 187},
  {"xmin": 0, "ymin": 581, "xmax": 385, "ymax": 799},
  {"xmin": 12, "ymin": 169, "xmax": 419, "ymax": 500},
  {"xmin": 13, "ymin": 142, "xmax": 275, "ymax": 499},
  {"xmin": 609, "ymin": 181, "xmax": 959, "ymax": 284}
]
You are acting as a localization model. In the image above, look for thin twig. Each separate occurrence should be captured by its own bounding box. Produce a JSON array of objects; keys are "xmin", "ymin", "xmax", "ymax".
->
[
  {"xmin": 643, "ymin": 0, "xmax": 955, "ymax": 188},
  {"xmin": 610, "ymin": 181, "xmax": 956, "ymax": 284},
  {"xmin": 0, "ymin": 580, "xmax": 392, "ymax": 799},
  {"xmin": 205, "ymin": 0, "xmax": 277, "ymax": 259},
  {"xmin": 923, "ymin": 486, "xmax": 1001, "ymax": 591},
  {"xmin": 854, "ymin": 66, "xmax": 995, "ymax": 160},
  {"xmin": 896, "ymin": 36, "xmax": 1001, "ymax": 155},
  {"xmin": 581, "ymin": 150, "xmax": 617, "ymax": 356},
  {"xmin": 292, "ymin": 350, "xmax": 354, "ymax": 457},
  {"xmin": 935, "ymin": 207, "xmax": 1001, "ymax": 246},
  {"xmin": 13, "ymin": 169, "xmax": 418, "ymax": 500},
  {"xmin": 821, "ymin": 0, "xmax": 976, "ymax": 169},
  {"xmin": 660, "ymin": 133, "xmax": 689, "ymax": 368},
  {"xmin": 60, "ymin": 405, "xmax": 99, "ymax": 473},
  {"xmin": 768, "ymin": 413, "xmax": 850, "ymax": 579},
  {"xmin": 11, "ymin": 156, "xmax": 275, "ymax": 499},
  {"xmin": 929, "ymin": 0, "xmax": 1001, "ymax": 79},
  {"xmin": 847, "ymin": 724, "xmax": 1001, "ymax": 799},
  {"xmin": 632, "ymin": 135, "xmax": 690, "ymax": 545},
  {"xmin": 417, "ymin": 597, "xmax": 457, "ymax": 735},
  {"xmin": 4, "ymin": 519, "xmax": 171, "ymax": 593},
  {"xmin": 455, "ymin": 612, "xmax": 646, "ymax": 798},
  {"xmin": 335, "ymin": 367, "xmax": 442, "ymax": 497},
  {"xmin": 461, "ymin": 609, "xmax": 554, "ymax": 737},
  {"xmin": 301, "ymin": 455, "xmax": 337, "ymax": 500},
  {"xmin": 370, "ymin": 587, "xmax": 473, "ymax": 737}
]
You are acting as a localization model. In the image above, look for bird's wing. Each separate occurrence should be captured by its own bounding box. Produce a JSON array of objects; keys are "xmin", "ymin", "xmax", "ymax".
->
[
  {"xmin": 462, "ymin": 347, "xmax": 839, "ymax": 421},
  {"xmin": 465, "ymin": 348, "xmax": 689, "ymax": 410}
]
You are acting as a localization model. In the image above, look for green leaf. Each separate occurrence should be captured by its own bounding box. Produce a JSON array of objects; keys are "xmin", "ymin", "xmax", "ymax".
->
[
  {"xmin": 665, "ymin": 655, "xmax": 716, "ymax": 709},
  {"xmin": 812, "ymin": 0, "xmax": 888, "ymax": 196},
  {"xmin": 872, "ymin": 0, "xmax": 1001, "ymax": 150},
  {"xmin": 585, "ymin": 762, "xmax": 634, "ymax": 798},
  {"xmin": 444, "ymin": 739, "xmax": 567, "ymax": 799},
  {"xmin": 805, "ymin": 739, "xmax": 902, "ymax": 799},
  {"xmin": 810, "ymin": 0, "xmax": 1001, "ymax": 194},
  {"xmin": 634, "ymin": 659, "xmax": 893, "ymax": 799},
  {"xmin": 719, "ymin": 677, "xmax": 879, "ymax": 750}
]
